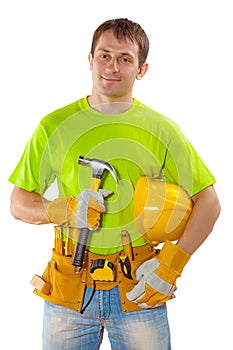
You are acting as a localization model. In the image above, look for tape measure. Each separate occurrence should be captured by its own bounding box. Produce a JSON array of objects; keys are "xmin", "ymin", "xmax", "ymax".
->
[{"xmin": 90, "ymin": 259, "xmax": 115, "ymax": 281}]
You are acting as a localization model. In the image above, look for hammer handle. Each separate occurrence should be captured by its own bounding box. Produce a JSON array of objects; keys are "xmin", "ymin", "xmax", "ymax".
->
[
  {"xmin": 72, "ymin": 177, "xmax": 101, "ymax": 272},
  {"xmin": 91, "ymin": 177, "xmax": 101, "ymax": 191},
  {"xmin": 72, "ymin": 227, "xmax": 89, "ymax": 271}
]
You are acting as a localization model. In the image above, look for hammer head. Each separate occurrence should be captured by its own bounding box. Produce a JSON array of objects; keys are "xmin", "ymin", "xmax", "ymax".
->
[{"xmin": 78, "ymin": 155, "xmax": 118, "ymax": 183}]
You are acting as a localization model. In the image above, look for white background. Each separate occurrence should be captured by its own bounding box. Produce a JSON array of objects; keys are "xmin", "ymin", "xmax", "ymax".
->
[{"xmin": 1, "ymin": 0, "xmax": 232, "ymax": 349}]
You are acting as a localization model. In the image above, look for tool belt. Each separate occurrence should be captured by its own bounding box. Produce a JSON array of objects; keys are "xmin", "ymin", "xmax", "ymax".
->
[{"xmin": 31, "ymin": 227, "xmax": 157, "ymax": 313}]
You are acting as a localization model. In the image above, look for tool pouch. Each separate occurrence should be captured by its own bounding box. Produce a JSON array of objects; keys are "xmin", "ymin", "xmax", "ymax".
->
[
  {"xmin": 32, "ymin": 243, "xmax": 158, "ymax": 313},
  {"xmin": 33, "ymin": 249, "xmax": 87, "ymax": 312}
]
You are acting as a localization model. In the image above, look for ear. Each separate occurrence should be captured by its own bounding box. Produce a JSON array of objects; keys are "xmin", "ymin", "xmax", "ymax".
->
[
  {"xmin": 88, "ymin": 52, "xmax": 93, "ymax": 70},
  {"xmin": 136, "ymin": 63, "xmax": 149, "ymax": 80}
]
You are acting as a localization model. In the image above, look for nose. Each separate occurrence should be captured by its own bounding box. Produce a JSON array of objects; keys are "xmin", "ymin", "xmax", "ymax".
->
[{"xmin": 105, "ymin": 58, "xmax": 120, "ymax": 73}]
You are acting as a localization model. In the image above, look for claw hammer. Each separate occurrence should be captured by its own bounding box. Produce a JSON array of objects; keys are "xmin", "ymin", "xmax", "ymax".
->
[{"xmin": 72, "ymin": 156, "xmax": 118, "ymax": 273}]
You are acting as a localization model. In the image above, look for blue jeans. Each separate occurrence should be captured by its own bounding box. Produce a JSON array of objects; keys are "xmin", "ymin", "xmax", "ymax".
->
[{"xmin": 42, "ymin": 286, "xmax": 171, "ymax": 350}]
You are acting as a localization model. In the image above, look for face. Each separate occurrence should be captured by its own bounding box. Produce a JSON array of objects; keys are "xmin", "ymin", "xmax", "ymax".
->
[{"xmin": 89, "ymin": 30, "xmax": 148, "ymax": 103}]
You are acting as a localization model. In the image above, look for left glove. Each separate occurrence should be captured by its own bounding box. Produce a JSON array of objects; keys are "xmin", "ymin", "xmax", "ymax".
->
[
  {"xmin": 126, "ymin": 240, "xmax": 190, "ymax": 308},
  {"xmin": 46, "ymin": 189, "xmax": 112, "ymax": 229}
]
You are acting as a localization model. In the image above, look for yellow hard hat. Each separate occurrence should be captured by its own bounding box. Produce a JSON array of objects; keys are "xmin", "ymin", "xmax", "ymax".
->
[{"xmin": 134, "ymin": 177, "xmax": 193, "ymax": 245}]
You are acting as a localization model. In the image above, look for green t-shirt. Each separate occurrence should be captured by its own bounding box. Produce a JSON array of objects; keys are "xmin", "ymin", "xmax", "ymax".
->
[{"xmin": 9, "ymin": 97, "xmax": 216, "ymax": 254}]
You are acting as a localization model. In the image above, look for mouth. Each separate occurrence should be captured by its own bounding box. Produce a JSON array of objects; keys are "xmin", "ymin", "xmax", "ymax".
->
[{"xmin": 101, "ymin": 75, "xmax": 121, "ymax": 82}]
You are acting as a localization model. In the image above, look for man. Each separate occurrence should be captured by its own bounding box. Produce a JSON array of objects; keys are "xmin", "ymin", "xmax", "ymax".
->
[{"xmin": 9, "ymin": 18, "xmax": 220, "ymax": 349}]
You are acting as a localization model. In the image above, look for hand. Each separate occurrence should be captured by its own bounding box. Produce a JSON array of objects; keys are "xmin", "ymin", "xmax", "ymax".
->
[
  {"xmin": 75, "ymin": 189, "xmax": 112, "ymax": 229},
  {"xmin": 46, "ymin": 189, "xmax": 112, "ymax": 229},
  {"xmin": 126, "ymin": 241, "xmax": 190, "ymax": 308}
]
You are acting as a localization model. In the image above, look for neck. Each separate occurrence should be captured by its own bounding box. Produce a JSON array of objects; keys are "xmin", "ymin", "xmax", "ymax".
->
[{"xmin": 88, "ymin": 94, "xmax": 133, "ymax": 114}]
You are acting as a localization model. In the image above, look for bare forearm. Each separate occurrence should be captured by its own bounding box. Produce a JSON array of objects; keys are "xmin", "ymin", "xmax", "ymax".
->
[
  {"xmin": 177, "ymin": 185, "xmax": 221, "ymax": 255},
  {"xmin": 10, "ymin": 186, "xmax": 50, "ymax": 225}
]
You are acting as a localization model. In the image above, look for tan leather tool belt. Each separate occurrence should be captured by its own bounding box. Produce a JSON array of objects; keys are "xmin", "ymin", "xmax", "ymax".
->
[{"xmin": 33, "ymin": 232, "xmax": 157, "ymax": 313}]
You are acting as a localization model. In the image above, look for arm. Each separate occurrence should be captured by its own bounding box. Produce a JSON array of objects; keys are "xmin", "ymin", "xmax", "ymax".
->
[
  {"xmin": 10, "ymin": 186, "xmax": 50, "ymax": 225},
  {"xmin": 177, "ymin": 185, "xmax": 221, "ymax": 255},
  {"xmin": 10, "ymin": 186, "xmax": 111, "ymax": 227}
]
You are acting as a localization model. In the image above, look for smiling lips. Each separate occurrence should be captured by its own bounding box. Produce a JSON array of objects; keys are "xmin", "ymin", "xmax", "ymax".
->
[{"xmin": 101, "ymin": 75, "xmax": 121, "ymax": 82}]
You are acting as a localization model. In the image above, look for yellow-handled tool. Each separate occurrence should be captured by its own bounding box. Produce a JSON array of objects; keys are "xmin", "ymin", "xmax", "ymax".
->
[
  {"xmin": 72, "ymin": 155, "xmax": 118, "ymax": 273},
  {"xmin": 120, "ymin": 230, "xmax": 134, "ymax": 279}
]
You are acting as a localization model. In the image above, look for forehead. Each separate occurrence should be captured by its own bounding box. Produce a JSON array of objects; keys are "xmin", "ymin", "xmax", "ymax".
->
[{"xmin": 94, "ymin": 30, "xmax": 139, "ymax": 56}]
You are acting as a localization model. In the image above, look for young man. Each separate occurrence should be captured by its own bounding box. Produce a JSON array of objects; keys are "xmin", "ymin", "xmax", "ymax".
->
[{"xmin": 9, "ymin": 18, "xmax": 220, "ymax": 349}]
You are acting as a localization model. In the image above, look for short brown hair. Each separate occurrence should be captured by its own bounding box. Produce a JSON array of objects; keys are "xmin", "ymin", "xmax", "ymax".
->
[{"xmin": 91, "ymin": 18, "xmax": 149, "ymax": 67}]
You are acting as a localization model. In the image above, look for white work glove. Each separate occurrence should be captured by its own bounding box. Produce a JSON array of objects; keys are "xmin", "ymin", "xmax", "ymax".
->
[
  {"xmin": 126, "ymin": 241, "xmax": 190, "ymax": 308},
  {"xmin": 75, "ymin": 189, "xmax": 112, "ymax": 229},
  {"xmin": 46, "ymin": 189, "xmax": 112, "ymax": 229}
]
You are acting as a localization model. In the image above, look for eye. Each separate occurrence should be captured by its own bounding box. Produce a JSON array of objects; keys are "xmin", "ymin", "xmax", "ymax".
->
[
  {"xmin": 119, "ymin": 56, "xmax": 131, "ymax": 64},
  {"xmin": 99, "ymin": 54, "xmax": 109, "ymax": 60}
]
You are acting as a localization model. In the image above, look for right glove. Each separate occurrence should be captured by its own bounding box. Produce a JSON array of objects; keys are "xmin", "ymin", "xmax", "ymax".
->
[{"xmin": 46, "ymin": 189, "xmax": 112, "ymax": 229}]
